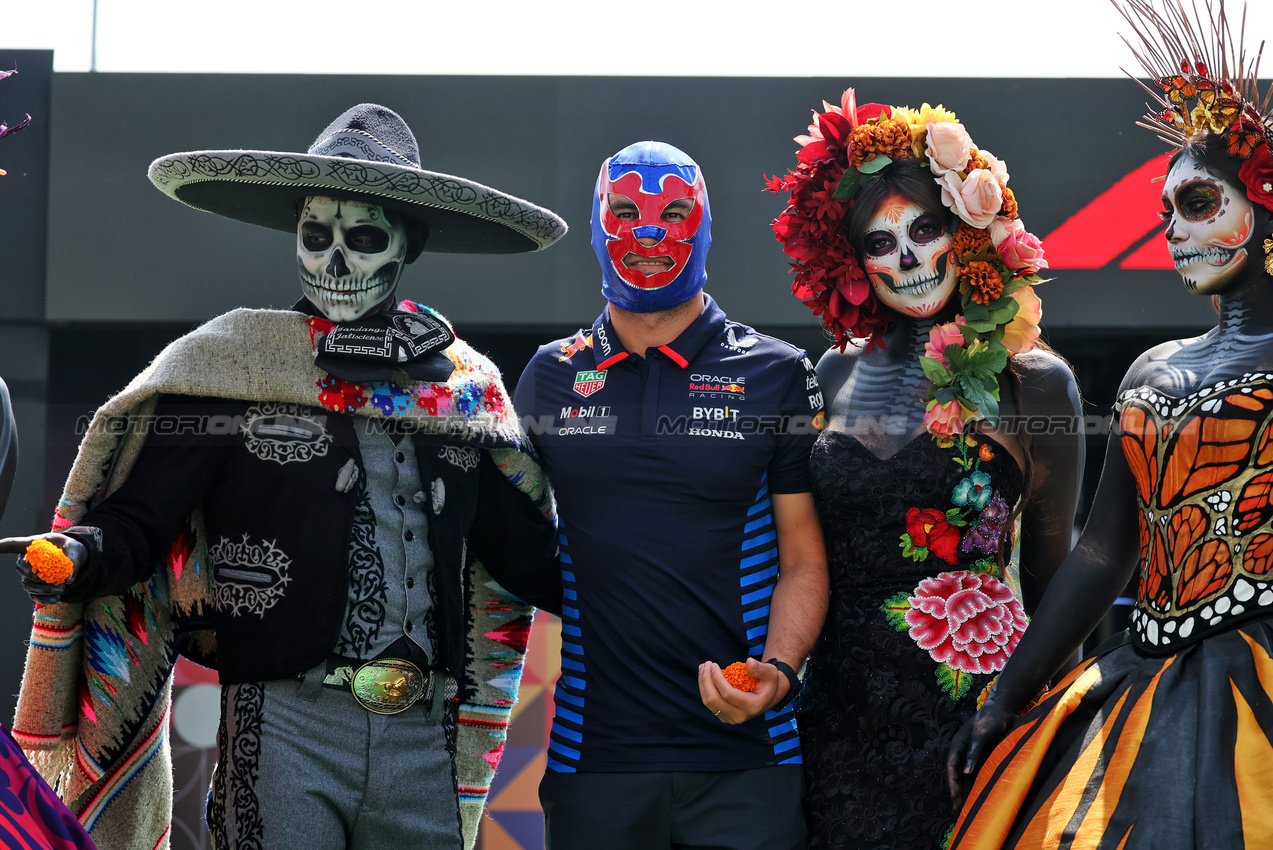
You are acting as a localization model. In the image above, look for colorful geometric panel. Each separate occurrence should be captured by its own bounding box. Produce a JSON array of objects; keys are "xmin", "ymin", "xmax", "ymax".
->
[{"xmin": 477, "ymin": 610, "xmax": 561, "ymax": 850}]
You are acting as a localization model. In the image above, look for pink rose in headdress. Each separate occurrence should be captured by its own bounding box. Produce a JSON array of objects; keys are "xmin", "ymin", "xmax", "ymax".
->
[
  {"xmin": 903, "ymin": 571, "xmax": 1027, "ymax": 674},
  {"xmin": 925, "ymin": 122, "xmax": 974, "ymax": 175},
  {"xmin": 989, "ymin": 217, "xmax": 1048, "ymax": 274},
  {"xmin": 939, "ymin": 169, "xmax": 1002, "ymax": 229},
  {"xmin": 1001, "ymin": 286, "xmax": 1043, "ymax": 356},
  {"xmin": 1239, "ymin": 144, "xmax": 1273, "ymax": 212},
  {"xmin": 924, "ymin": 399, "xmax": 970, "ymax": 438},
  {"xmin": 924, "ymin": 316, "xmax": 968, "ymax": 367},
  {"xmin": 981, "ymin": 150, "xmax": 1010, "ymax": 188}
]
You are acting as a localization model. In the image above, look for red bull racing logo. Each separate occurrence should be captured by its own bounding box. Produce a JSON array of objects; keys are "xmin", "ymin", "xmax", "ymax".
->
[{"xmin": 688, "ymin": 374, "xmax": 746, "ymax": 399}]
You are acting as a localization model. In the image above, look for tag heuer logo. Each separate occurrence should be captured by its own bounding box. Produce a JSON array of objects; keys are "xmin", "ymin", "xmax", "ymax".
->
[{"xmin": 573, "ymin": 370, "xmax": 607, "ymax": 398}]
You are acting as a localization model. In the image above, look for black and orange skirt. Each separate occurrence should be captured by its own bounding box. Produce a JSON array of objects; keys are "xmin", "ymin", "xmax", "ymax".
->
[{"xmin": 949, "ymin": 621, "xmax": 1273, "ymax": 849}]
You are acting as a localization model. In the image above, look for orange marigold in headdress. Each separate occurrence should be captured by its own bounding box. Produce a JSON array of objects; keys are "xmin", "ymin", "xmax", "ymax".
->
[
  {"xmin": 953, "ymin": 225, "xmax": 991, "ymax": 257},
  {"xmin": 849, "ymin": 118, "xmax": 913, "ymax": 167},
  {"xmin": 1000, "ymin": 188, "xmax": 1019, "ymax": 219},
  {"xmin": 961, "ymin": 261, "xmax": 1004, "ymax": 305},
  {"xmin": 966, "ymin": 149, "xmax": 990, "ymax": 172}
]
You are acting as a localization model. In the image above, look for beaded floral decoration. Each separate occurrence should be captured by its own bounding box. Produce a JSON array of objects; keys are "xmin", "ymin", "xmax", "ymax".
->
[
  {"xmin": 765, "ymin": 89, "xmax": 1049, "ymax": 437},
  {"xmin": 1115, "ymin": 0, "xmax": 1273, "ymax": 213}
]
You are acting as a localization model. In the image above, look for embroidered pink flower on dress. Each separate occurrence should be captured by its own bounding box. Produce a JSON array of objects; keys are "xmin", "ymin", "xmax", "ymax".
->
[{"xmin": 904, "ymin": 571, "xmax": 1027, "ymax": 674}]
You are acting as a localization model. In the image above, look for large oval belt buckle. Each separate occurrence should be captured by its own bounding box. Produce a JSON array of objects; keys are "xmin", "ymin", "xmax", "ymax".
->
[{"xmin": 351, "ymin": 659, "xmax": 426, "ymax": 715}]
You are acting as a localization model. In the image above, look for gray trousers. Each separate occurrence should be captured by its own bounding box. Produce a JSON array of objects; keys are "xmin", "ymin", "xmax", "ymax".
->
[{"xmin": 207, "ymin": 662, "xmax": 462, "ymax": 849}]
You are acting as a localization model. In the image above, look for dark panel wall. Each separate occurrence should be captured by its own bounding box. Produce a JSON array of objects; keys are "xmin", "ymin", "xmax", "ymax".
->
[{"xmin": 45, "ymin": 74, "xmax": 1220, "ymax": 330}]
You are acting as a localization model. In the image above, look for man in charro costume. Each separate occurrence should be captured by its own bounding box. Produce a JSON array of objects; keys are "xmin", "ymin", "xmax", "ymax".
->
[{"xmin": 0, "ymin": 103, "xmax": 566, "ymax": 850}]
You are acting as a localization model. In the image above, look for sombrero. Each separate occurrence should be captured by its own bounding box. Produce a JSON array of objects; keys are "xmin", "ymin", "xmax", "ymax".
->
[{"xmin": 147, "ymin": 103, "xmax": 567, "ymax": 254}]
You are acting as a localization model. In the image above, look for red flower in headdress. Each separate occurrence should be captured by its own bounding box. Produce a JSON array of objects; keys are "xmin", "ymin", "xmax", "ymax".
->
[{"xmin": 1239, "ymin": 143, "xmax": 1273, "ymax": 212}]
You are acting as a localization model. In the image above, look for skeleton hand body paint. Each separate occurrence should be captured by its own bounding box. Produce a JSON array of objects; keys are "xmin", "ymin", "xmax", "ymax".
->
[
  {"xmin": 298, "ymin": 196, "xmax": 407, "ymax": 322},
  {"xmin": 861, "ymin": 194, "xmax": 958, "ymax": 318},
  {"xmin": 1163, "ymin": 156, "xmax": 1256, "ymax": 294},
  {"xmin": 591, "ymin": 141, "xmax": 711, "ymax": 313}
]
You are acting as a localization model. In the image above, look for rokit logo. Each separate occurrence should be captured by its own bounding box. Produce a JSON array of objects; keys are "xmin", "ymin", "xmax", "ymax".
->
[{"xmin": 688, "ymin": 374, "xmax": 746, "ymax": 399}]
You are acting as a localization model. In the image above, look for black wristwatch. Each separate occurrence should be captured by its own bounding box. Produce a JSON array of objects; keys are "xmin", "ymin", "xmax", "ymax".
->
[{"xmin": 766, "ymin": 658, "xmax": 801, "ymax": 712}]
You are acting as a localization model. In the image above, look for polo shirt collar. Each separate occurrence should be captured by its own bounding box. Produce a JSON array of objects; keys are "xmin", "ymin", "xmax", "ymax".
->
[{"xmin": 592, "ymin": 293, "xmax": 726, "ymax": 371}]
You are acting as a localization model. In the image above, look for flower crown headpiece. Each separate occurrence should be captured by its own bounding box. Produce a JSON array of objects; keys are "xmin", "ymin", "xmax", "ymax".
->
[
  {"xmin": 765, "ymin": 89, "xmax": 1048, "ymax": 437},
  {"xmin": 0, "ymin": 67, "xmax": 32, "ymax": 178},
  {"xmin": 1116, "ymin": 0, "xmax": 1273, "ymax": 211}
]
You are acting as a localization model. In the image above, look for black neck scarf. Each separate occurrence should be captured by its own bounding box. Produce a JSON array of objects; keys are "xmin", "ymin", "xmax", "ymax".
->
[{"xmin": 295, "ymin": 298, "xmax": 456, "ymax": 384}]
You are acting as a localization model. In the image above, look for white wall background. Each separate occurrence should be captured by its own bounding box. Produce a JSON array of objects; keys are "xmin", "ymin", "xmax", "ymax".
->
[{"xmin": 11, "ymin": 0, "xmax": 1273, "ymax": 77}]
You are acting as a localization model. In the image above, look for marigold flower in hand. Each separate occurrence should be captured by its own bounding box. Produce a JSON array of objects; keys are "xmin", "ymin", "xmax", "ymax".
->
[
  {"xmin": 722, "ymin": 661, "xmax": 759, "ymax": 692},
  {"xmin": 26, "ymin": 539, "xmax": 73, "ymax": 585}
]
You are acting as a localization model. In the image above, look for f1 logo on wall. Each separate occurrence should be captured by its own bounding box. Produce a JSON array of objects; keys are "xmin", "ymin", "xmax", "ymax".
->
[
  {"xmin": 1044, "ymin": 153, "xmax": 1174, "ymax": 270},
  {"xmin": 573, "ymin": 370, "xmax": 607, "ymax": 398}
]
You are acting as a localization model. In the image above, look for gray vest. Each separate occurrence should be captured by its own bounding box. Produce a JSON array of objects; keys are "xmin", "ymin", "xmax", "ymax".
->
[{"xmin": 334, "ymin": 420, "xmax": 438, "ymax": 663}]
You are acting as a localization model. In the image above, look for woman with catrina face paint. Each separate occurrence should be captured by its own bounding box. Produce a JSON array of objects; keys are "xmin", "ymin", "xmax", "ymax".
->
[
  {"xmin": 766, "ymin": 94, "xmax": 1083, "ymax": 847},
  {"xmin": 945, "ymin": 2, "xmax": 1273, "ymax": 847}
]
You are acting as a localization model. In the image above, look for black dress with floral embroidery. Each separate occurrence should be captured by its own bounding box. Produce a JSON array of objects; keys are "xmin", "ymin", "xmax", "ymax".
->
[{"xmin": 800, "ymin": 430, "xmax": 1025, "ymax": 850}]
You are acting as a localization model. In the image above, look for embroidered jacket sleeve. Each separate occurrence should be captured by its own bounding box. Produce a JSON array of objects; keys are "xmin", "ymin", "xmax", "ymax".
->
[{"xmin": 60, "ymin": 395, "xmax": 235, "ymax": 602}]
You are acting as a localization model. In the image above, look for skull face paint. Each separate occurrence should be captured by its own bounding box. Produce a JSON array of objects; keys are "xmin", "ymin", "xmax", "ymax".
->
[
  {"xmin": 862, "ymin": 194, "xmax": 958, "ymax": 318},
  {"xmin": 297, "ymin": 196, "xmax": 407, "ymax": 322},
  {"xmin": 1162, "ymin": 155, "xmax": 1255, "ymax": 295},
  {"xmin": 591, "ymin": 141, "xmax": 711, "ymax": 313}
]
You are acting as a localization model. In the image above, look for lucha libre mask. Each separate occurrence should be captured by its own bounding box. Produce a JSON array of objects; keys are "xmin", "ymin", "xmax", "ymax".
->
[
  {"xmin": 861, "ymin": 193, "xmax": 958, "ymax": 318},
  {"xmin": 297, "ymin": 196, "xmax": 408, "ymax": 322},
  {"xmin": 1162, "ymin": 155, "xmax": 1256, "ymax": 295},
  {"xmin": 590, "ymin": 141, "xmax": 712, "ymax": 313}
]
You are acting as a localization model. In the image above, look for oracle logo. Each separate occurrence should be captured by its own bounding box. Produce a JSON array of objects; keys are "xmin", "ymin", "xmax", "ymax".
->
[{"xmin": 1043, "ymin": 154, "xmax": 1174, "ymax": 270}]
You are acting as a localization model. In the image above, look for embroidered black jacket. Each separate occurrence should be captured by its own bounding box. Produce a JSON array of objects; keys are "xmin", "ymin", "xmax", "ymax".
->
[{"xmin": 63, "ymin": 395, "xmax": 560, "ymax": 686}]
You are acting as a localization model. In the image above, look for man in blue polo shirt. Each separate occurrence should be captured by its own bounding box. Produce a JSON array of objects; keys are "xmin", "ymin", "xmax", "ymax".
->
[{"xmin": 515, "ymin": 141, "xmax": 829, "ymax": 850}]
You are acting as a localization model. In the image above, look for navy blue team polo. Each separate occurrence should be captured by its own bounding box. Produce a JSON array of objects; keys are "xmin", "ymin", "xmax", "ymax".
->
[{"xmin": 514, "ymin": 294, "xmax": 824, "ymax": 773}]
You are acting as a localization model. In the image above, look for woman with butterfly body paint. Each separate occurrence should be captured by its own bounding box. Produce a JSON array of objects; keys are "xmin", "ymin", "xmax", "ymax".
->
[
  {"xmin": 947, "ymin": 3, "xmax": 1273, "ymax": 847},
  {"xmin": 767, "ymin": 95, "xmax": 1084, "ymax": 848}
]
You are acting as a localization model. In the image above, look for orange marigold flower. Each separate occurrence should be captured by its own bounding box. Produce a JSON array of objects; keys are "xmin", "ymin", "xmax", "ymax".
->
[
  {"xmin": 876, "ymin": 118, "xmax": 914, "ymax": 159},
  {"xmin": 849, "ymin": 119, "xmax": 914, "ymax": 166},
  {"xmin": 953, "ymin": 225, "xmax": 991, "ymax": 257},
  {"xmin": 979, "ymin": 443, "xmax": 995, "ymax": 462},
  {"xmin": 966, "ymin": 149, "xmax": 989, "ymax": 172},
  {"xmin": 961, "ymin": 261, "xmax": 1004, "ymax": 305},
  {"xmin": 1000, "ymin": 187, "xmax": 1019, "ymax": 219},
  {"xmin": 26, "ymin": 538, "xmax": 73, "ymax": 585},
  {"xmin": 722, "ymin": 661, "xmax": 759, "ymax": 692}
]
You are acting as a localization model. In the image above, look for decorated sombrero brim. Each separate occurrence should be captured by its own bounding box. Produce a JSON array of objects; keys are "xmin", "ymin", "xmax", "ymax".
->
[{"xmin": 146, "ymin": 103, "xmax": 567, "ymax": 254}]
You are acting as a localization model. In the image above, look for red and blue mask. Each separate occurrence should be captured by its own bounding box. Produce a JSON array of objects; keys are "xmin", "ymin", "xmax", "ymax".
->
[{"xmin": 591, "ymin": 141, "xmax": 712, "ymax": 313}]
